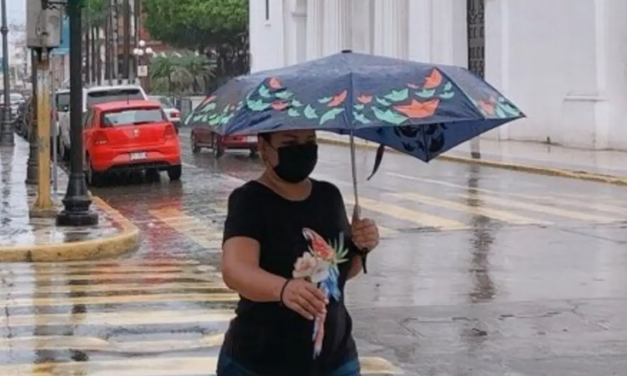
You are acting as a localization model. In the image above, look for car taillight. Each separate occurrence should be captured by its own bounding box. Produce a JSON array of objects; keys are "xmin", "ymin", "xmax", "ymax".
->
[
  {"xmin": 164, "ymin": 124, "xmax": 176, "ymax": 139},
  {"xmin": 94, "ymin": 131, "xmax": 108, "ymax": 145}
]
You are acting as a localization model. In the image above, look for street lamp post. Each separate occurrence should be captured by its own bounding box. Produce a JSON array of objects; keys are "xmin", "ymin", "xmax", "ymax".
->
[
  {"xmin": 0, "ymin": 0, "xmax": 14, "ymax": 146},
  {"xmin": 56, "ymin": 0, "xmax": 98, "ymax": 226},
  {"xmin": 132, "ymin": 40, "xmax": 153, "ymax": 91}
]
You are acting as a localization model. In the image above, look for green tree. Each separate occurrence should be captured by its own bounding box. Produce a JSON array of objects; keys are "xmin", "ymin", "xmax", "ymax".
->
[
  {"xmin": 150, "ymin": 53, "xmax": 215, "ymax": 95},
  {"xmin": 143, "ymin": 0, "xmax": 249, "ymax": 82}
]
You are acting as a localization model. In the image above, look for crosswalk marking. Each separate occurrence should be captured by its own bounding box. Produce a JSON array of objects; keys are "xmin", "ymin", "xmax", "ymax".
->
[
  {"xmin": 150, "ymin": 208, "xmax": 223, "ymax": 250},
  {"xmin": 1, "ymin": 282, "xmax": 228, "ymax": 296},
  {"xmin": 1, "ymin": 271, "xmax": 220, "ymax": 283},
  {"xmin": 0, "ymin": 264, "xmax": 216, "ymax": 276},
  {"xmin": 5, "ymin": 292, "xmax": 239, "ymax": 308},
  {"xmin": 394, "ymin": 192, "xmax": 552, "ymax": 225},
  {"xmin": 460, "ymin": 193, "xmax": 618, "ymax": 222},
  {"xmin": 0, "ymin": 356, "xmax": 402, "ymax": 375},
  {"xmin": 0, "ymin": 334, "xmax": 227, "ymax": 352},
  {"xmin": 388, "ymin": 171, "xmax": 627, "ymax": 214},
  {"xmin": 0, "ymin": 309, "xmax": 235, "ymax": 328},
  {"xmin": 345, "ymin": 195, "xmax": 469, "ymax": 230}
]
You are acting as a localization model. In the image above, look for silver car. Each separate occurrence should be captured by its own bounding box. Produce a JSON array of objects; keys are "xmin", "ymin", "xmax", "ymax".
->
[{"xmin": 149, "ymin": 95, "xmax": 181, "ymax": 132}]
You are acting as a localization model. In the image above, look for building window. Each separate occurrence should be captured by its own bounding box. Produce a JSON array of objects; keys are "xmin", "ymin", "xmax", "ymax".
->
[{"xmin": 265, "ymin": 0, "xmax": 270, "ymax": 20}]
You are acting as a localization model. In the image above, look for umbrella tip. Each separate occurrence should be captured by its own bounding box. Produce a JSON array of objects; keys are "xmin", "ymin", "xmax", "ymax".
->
[{"xmin": 341, "ymin": 49, "xmax": 352, "ymax": 54}]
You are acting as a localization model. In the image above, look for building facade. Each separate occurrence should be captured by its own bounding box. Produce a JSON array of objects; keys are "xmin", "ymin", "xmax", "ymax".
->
[{"xmin": 249, "ymin": 0, "xmax": 627, "ymax": 151}]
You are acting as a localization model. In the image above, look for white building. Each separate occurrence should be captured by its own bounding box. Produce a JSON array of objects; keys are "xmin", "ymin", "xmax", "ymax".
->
[{"xmin": 249, "ymin": 0, "xmax": 627, "ymax": 151}]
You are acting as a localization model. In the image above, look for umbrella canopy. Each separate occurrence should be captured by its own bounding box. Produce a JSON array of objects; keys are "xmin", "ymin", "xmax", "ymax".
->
[{"xmin": 186, "ymin": 51, "xmax": 524, "ymax": 162}]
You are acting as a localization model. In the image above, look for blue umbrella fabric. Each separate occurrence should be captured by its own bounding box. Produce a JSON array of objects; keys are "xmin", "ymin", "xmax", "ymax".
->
[{"xmin": 185, "ymin": 51, "xmax": 524, "ymax": 163}]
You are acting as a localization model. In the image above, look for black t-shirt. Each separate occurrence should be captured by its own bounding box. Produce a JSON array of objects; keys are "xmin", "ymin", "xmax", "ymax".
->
[{"xmin": 220, "ymin": 179, "xmax": 359, "ymax": 376}]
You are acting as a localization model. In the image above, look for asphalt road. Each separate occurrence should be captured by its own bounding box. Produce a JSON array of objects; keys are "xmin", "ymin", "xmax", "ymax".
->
[{"xmin": 2, "ymin": 128, "xmax": 626, "ymax": 375}]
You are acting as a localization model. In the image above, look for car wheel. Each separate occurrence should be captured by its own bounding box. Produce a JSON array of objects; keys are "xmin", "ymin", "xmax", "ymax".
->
[
  {"xmin": 191, "ymin": 134, "xmax": 201, "ymax": 154},
  {"xmin": 168, "ymin": 165, "xmax": 182, "ymax": 181},
  {"xmin": 249, "ymin": 147, "xmax": 258, "ymax": 158},
  {"xmin": 213, "ymin": 136, "xmax": 225, "ymax": 159}
]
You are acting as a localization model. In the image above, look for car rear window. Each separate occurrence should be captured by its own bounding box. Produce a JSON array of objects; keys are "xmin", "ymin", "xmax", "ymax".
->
[
  {"xmin": 101, "ymin": 108, "xmax": 166, "ymax": 127},
  {"xmin": 56, "ymin": 92, "xmax": 70, "ymax": 109},
  {"xmin": 87, "ymin": 89, "xmax": 144, "ymax": 107}
]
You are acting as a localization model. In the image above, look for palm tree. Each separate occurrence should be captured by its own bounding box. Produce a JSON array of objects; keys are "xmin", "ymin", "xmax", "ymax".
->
[
  {"xmin": 149, "ymin": 53, "xmax": 215, "ymax": 95},
  {"xmin": 177, "ymin": 53, "xmax": 215, "ymax": 93}
]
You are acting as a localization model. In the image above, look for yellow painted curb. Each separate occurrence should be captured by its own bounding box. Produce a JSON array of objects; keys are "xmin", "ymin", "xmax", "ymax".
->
[
  {"xmin": 0, "ymin": 196, "xmax": 140, "ymax": 262},
  {"xmin": 318, "ymin": 136, "xmax": 627, "ymax": 187}
]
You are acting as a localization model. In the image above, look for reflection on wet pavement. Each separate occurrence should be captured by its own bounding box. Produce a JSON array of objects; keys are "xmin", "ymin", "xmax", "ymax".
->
[
  {"xmin": 2, "ymin": 129, "xmax": 627, "ymax": 375},
  {"xmin": 0, "ymin": 139, "xmax": 121, "ymax": 247}
]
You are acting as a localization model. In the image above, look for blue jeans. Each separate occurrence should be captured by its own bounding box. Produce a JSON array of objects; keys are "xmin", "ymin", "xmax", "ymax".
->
[{"xmin": 216, "ymin": 355, "xmax": 361, "ymax": 376}]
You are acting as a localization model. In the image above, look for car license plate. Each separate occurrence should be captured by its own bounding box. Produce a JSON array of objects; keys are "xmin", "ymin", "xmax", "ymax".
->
[
  {"xmin": 247, "ymin": 136, "xmax": 257, "ymax": 143},
  {"xmin": 130, "ymin": 152, "xmax": 147, "ymax": 160}
]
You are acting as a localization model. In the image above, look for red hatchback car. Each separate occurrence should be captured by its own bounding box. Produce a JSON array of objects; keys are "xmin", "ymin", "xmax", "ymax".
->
[
  {"xmin": 191, "ymin": 126, "xmax": 258, "ymax": 158},
  {"xmin": 84, "ymin": 100, "xmax": 182, "ymax": 185}
]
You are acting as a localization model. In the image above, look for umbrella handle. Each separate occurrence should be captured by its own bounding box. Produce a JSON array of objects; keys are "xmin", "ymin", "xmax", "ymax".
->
[{"xmin": 349, "ymin": 133, "xmax": 368, "ymax": 273}]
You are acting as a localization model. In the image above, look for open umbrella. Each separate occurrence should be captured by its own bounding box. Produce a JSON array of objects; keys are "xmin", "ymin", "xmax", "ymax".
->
[
  {"xmin": 187, "ymin": 51, "xmax": 524, "ymax": 216},
  {"xmin": 187, "ymin": 51, "xmax": 525, "ymax": 359}
]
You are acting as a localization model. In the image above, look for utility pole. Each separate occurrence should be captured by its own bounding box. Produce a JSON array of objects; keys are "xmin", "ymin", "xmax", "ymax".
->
[
  {"xmin": 26, "ymin": 0, "xmax": 64, "ymax": 217},
  {"xmin": 56, "ymin": 0, "xmax": 98, "ymax": 226},
  {"xmin": 123, "ymin": 0, "xmax": 130, "ymax": 82},
  {"xmin": 111, "ymin": 0, "xmax": 120, "ymax": 84},
  {"xmin": 0, "ymin": 0, "xmax": 14, "ymax": 146},
  {"xmin": 25, "ymin": 50, "xmax": 38, "ymax": 185}
]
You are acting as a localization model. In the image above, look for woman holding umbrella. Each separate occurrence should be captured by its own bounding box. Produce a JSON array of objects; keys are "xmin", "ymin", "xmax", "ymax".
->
[{"xmin": 218, "ymin": 129, "xmax": 381, "ymax": 376}]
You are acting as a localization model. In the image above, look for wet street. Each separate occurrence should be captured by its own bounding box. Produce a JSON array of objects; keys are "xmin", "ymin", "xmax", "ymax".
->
[{"xmin": 2, "ymin": 128, "xmax": 627, "ymax": 375}]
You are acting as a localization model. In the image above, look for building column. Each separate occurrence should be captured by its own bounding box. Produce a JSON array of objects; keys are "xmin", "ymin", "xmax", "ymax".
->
[
  {"xmin": 322, "ymin": 0, "xmax": 350, "ymax": 56},
  {"xmin": 306, "ymin": 0, "xmax": 323, "ymax": 60},
  {"xmin": 373, "ymin": 0, "xmax": 407, "ymax": 58},
  {"xmin": 350, "ymin": 0, "xmax": 371, "ymax": 53},
  {"xmin": 408, "ymin": 0, "xmax": 432, "ymax": 62}
]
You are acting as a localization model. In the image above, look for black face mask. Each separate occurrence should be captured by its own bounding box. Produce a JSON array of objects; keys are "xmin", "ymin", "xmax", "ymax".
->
[{"xmin": 271, "ymin": 143, "xmax": 318, "ymax": 183}]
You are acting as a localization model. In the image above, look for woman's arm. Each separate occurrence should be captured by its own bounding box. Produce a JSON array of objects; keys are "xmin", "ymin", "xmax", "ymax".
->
[
  {"xmin": 347, "ymin": 255, "xmax": 364, "ymax": 280},
  {"xmin": 221, "ymin": 237, "xmax": 287, "ymax": 302}
]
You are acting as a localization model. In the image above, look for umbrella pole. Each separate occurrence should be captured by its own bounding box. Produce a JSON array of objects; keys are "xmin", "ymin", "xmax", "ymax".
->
[{"xmin": 349, "ymin": 131, "xmax": 360, "ymax": 219}]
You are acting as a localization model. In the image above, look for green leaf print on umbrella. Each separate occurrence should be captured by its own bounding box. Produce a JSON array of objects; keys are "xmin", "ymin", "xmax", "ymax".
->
[
  {"xmin": 259, "ymin": 85, "xmax": 271, "ymax": 98},
  {"xmin": 495, "ymin": 105, "xmax": 507, "ymax": 118},
  {"xmin": 384, "ymin": 88, "xmax": 409, "ymax": 102},
  {"xmin": 319, "ymin": 108, "xmax": 345, "ymax": 125},
  {"xmin": 354, "ymin": 104, "xmax": 365, "ymax": 111},
  {"xmin": 439, "ymin": 92, "xmax": 455, "ymax": 99},
  {"xmin": 288, "ymin": 108, "xmax": 300, "ymax": 117},
  {"xmin": 372, "ymin": 107, "xmax": 407, "ymax": 125},
  {"xmin": 318, "ymin": 96, "xmax": 333, "ymax": 104},
  {"xmin": 291, "ymin": 99, "xmax": 304, "ymax": 107},
  {"xmin": 443, "ymin": 82, "xmax": 453, "ymax": 91},
  {"xmin": 499, "ymin": 102, "xmax": 521, "ymax": 117},
  {"xmin": 376, "ymin": 97, "xmax": 391, "ymax": 106},
  {"xmin": 354, "ymin": 112, "xmax": 371, "ymax": 124},
  {"xmin": 276, "ymin": 91, "xmax": 294, "ymax": 100},
  {"xmin": 416, "ymin": 89, "xmax": 436, "ymax": 98},
  {"xmin": 304, "ymin": 105, "xmax": 319, "ymax": 119},
  {"xmin": 247, "ymin": 99, "xmax": 271, "ymax": 111}
]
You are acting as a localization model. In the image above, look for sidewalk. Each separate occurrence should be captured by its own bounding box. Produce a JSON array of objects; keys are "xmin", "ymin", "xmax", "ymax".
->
[
  {"xmin": 0, "ymin": 136, "xmax": 139, "ymax": 262},
  {"xmin": 317, "ymin": 133, "xmax": 627, "ymax": 186}
]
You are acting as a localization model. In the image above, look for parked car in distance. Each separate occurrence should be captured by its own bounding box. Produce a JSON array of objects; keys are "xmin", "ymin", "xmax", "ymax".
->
[
  {"xmin": 148, "ymin": 95, "xmax": 181, "ymax": 132},
  {"xmin": 83, "ymin": 100, "xmax": 182, "ymax": 186},
  {"xmin": 191, "ymin": 125, "xmax": 258, "ymax": 158},
  {"xmin": 58, "ymin": 84, "xmax": 148, "ymax": 161},
  {"xmin": 0, "ymin": 92, "xmax": 26, "ymax": 120}
]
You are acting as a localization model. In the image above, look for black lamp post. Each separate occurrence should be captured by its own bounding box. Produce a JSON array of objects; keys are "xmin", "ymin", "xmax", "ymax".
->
[
  {"xmin": 56, "ymin": 0, "xmax": 98, "ymax": 226},
  {"xmin": 0, "ymin": 0, "xmax": 13, "ymax": 146}
]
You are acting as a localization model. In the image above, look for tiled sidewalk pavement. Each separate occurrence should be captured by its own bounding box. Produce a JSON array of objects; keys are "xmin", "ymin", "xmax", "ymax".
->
[{"xmin": 0, "ymin": 136, "xmax": 138, "ymax": 261}]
